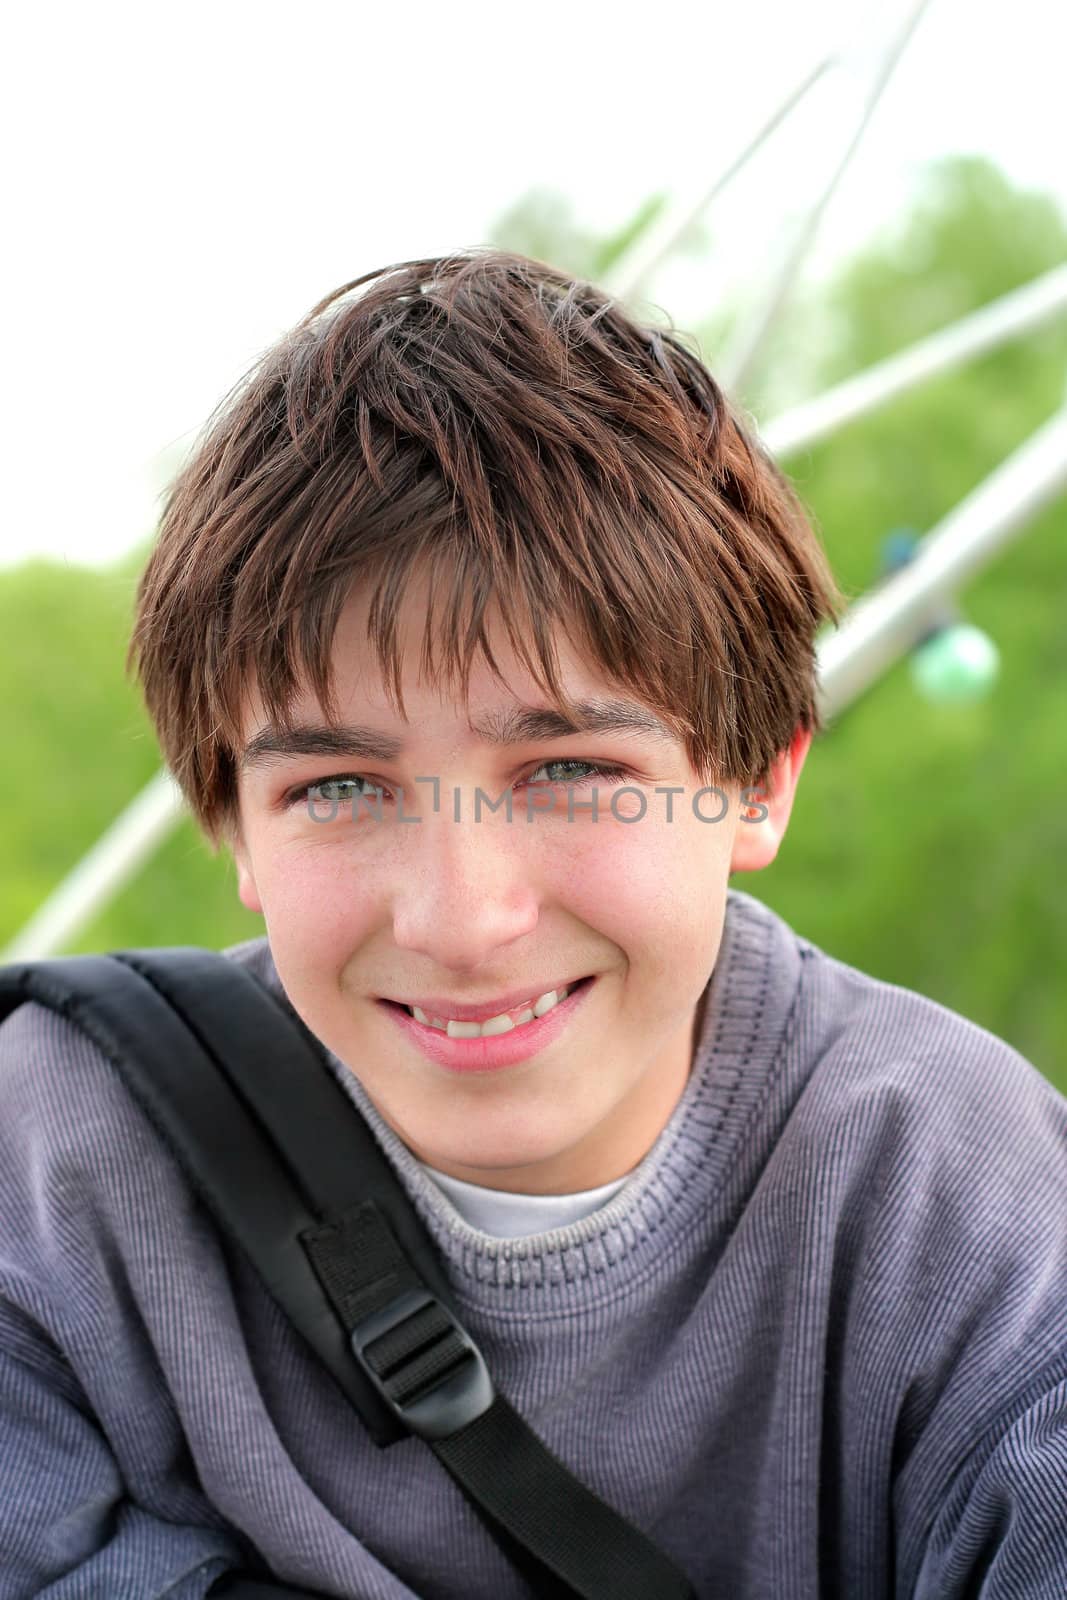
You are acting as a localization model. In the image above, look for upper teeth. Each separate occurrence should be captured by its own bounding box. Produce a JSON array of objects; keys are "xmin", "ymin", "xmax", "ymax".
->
[{"xmin": 411, "ymin": 985, "xmax": 571, "ymax": 1038}]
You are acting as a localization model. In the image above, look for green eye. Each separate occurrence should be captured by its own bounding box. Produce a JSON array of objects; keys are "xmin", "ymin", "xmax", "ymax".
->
[
  {"xmin": 526, "ymin": 761, "xmax": 628, "ymax": 785},
  {"xmin": 287, "ymin": 775, "xmax": 388, "ymax": 808}
]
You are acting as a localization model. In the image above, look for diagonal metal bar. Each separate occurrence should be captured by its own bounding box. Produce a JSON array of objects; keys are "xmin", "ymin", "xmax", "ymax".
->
[
  {"xmin": 604, "ymin": 54, "xmax": 836, "ymax": 303},
  {"xmin": 720, "ymin": 0, "xmax": 935, "ymax": 396},
  {"xmin": 762, "ymin": 265, "xmax": 1067, "ymax": 459},
  {"xmin": 2, "ymin": 770, "xmax": 186, "ymax": 962},
  {"xmin": 816, "ymin": 408, "xmax": 1067, "ymax": 720}
]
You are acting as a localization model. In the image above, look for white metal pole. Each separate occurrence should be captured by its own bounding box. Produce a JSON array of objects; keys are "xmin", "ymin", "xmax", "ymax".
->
[
  {"xmin": 1, "ymin": 770, "xmax": 186, "ymax": 962},
  {"xmin": 605, "ymin": 55, "xmax": 837, "ymax": 303},
  {"xmin": 816, "ymin": 408, "xmax": 1067, "ymax": 720},
  {"xmin": 762, "ymin": 265, "xmax": 1067, "ymax": 459},
  {"xmin": 720, "ymin": 0, "xmax": 935, "ymax": 396}
]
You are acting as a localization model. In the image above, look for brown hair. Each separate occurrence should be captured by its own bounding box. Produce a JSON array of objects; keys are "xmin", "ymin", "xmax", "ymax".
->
[{"xmin": 127, "ymin": 248, "xmax": 844, "ymax": 853}]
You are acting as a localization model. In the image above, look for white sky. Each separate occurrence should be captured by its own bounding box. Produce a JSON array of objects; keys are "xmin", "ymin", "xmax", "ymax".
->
[{"xmin": 2, "ymin": 0, "xmax": 1063, "ymax": 571}]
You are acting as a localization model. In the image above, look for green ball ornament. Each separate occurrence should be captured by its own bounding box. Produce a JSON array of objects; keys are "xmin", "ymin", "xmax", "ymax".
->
[{"xmin": 910, "ymin": 623, "xmax": 1000, "ymax": 703}]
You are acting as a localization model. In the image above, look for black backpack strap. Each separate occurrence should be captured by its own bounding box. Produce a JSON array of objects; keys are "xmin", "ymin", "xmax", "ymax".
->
[
  {"xmin": 0, "ymin": 949, "xmax": 696, "ymax": 1600},
  {"xmin": 0, "ymin": 947, "xmax": 411, "ymax": 1444},
  {"xmin": 208, "ymin": 1580, "xmax": 326, "ymax": 1598}
]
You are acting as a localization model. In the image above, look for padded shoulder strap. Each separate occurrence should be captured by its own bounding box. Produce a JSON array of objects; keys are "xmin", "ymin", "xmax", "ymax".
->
[{"xmin": 0, "ymin": 946, "xmax": 443, "ymax": 1443}]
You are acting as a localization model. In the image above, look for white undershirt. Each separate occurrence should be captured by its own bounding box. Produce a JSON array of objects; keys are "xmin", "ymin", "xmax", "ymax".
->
[{"xmin": 417, "ymin": 1161, "xmax": 632, "ymax": 1239}]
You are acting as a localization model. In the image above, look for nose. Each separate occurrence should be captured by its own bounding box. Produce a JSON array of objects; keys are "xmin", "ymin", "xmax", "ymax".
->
[{"xmin": 389, "ymin": 792, "xmax": 541, "ymax": 972}]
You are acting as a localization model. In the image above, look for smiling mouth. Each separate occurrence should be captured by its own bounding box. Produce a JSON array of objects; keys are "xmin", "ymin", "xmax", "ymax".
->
[{"xmin": 382, "ymin": 976, "xmax": 595, "ymax": 1038}]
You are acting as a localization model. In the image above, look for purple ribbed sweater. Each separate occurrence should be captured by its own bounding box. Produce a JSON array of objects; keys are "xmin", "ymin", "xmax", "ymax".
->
[{"xmin": 2, "ymin": 888, "xmax": 1066, "ymax": 1598}]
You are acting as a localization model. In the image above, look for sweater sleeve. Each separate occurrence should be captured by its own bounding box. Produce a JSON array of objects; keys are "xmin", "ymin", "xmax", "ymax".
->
[
  {"xmin": 910, "ymin": 1367, "xmax": 1067, "ymax": 1597},
  {"xmin": 809, "ymin": 972, "xmax": 1067, "ymax": 1598},
  {"xmin": 0, "ymin": 997, "xmax": 252, "ymax": 1600},
  {"xmin": 0, "ymin": 1303, "xmax": 241, "ymax": 1599}
]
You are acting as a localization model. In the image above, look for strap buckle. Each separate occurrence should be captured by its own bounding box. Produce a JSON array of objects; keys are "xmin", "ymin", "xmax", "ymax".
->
[{"xmin": 350, "ymin": 1285, "xmax": 495, "ymax": 1442}]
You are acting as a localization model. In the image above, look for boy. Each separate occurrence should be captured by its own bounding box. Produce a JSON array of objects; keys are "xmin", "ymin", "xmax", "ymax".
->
[{"xmin": 2, "ymin": 250, "xmax": 1065, "ymax": 1599}]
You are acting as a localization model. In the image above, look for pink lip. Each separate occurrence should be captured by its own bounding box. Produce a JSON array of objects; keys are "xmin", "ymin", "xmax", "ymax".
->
[
  {"xmin": 378, "ymin": 976, "xmax": 595, "ymax": 1074},
  {"xmin": 383, "ymin": 978, "xmax": 583, "ymax": 1023}
]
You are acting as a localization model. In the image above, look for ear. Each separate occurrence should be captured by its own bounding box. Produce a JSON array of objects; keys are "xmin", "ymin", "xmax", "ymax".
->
[
  {"xmin": 231, "ymin": 826, "xmax": 264, "ymax": 916},
  {"xmin": 729, "ymin": 724, "xmax": 813, "ymax": 874}
]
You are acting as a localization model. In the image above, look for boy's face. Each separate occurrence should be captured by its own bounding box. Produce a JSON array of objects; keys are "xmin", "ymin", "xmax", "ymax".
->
[{"xmin": 232, "ymin": 569, "xmax": 809, "ymax": 1195}]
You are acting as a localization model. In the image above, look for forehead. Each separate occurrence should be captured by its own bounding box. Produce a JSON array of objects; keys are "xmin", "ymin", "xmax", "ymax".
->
[{"xmin": 236, "ymin": 570, "xmax": 685, "ymax": 766}]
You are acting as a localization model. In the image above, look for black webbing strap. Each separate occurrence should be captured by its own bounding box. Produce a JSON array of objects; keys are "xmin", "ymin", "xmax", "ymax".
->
[
  {"xmin": 436, "ymin": 1398, "xmax": 695, "ymax": 1600},
  {"xmin": 0, "ymin": 948, "xmax": 411, "ymax": 1444},
  {"xmin": 302, "ymin": 1219, "xmax": 697, "ymax": 1598},
  {"xmin": 208, "ymin": 1580, "xmax": 326, "ymax": 1598},
  {"xmin": 0, "ymin": 948, "xmax": 697, "ymax": 1600}
]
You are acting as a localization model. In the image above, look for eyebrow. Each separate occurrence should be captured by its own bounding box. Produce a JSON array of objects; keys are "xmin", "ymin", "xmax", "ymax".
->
[{"xmin": 239, "ymin": 699, "xmax": 677, "ymax": 772}]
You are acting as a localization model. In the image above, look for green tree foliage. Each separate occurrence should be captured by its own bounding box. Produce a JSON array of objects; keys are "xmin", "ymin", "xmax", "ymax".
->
[{"xmin": 2, "ymin": 158, "xmax": 1064, "ymax": 1086}]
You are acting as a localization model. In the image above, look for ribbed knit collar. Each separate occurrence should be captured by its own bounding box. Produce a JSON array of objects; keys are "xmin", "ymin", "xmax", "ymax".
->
[{"xmin": 236, "ymin": 887, "xmax": 805, "ymax": 1314}]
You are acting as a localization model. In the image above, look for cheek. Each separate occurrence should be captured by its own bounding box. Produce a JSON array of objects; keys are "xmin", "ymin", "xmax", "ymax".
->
[
  {"xmin": 245, "ymin": 845, "xmax": 379, "ymax": 977},
  {"xmin": 553, "ymin": 807, "xmax": 725, "ymax": 953}
]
